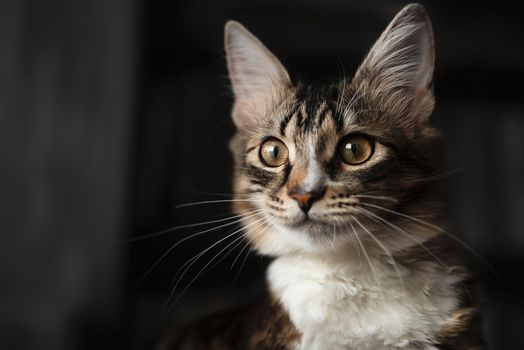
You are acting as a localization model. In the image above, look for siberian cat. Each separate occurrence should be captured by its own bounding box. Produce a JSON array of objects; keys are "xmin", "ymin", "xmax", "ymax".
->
[{"xmin": 160, "ymin": 4, "xmax": 485, "ymax": 349}]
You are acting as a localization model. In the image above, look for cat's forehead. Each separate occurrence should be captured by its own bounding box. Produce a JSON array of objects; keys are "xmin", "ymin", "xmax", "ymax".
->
[
  {"xmin": 276, "ymin": 84, "xmax": 344, "ymax": 137},
  {"xmin": 267, "ymin": 83, "xmax": 373, "ymax": 148},
  {"xmin": 268, "ymin": 82, "xmax": 409, "ymax": 146},
  {"xmin": 254, "ymin": 84, "xmax": 350, "ymax": 162}
]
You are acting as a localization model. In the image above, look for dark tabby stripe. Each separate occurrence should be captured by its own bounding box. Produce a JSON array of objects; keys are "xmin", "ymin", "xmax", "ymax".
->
[
  {"xmin": 279, "ymin": 84, "xmax": 346, "ymax": 136},
  {"xmin": 279, "ymin": 103, "xmax": 301, "ymax": 136},
  {"xmin": 245, "ymin": 145, "xmax": 258, "ymax": 154},
  {"xmin": 246, "ymin": 165, "xmax": 277, "ymax": 188}
]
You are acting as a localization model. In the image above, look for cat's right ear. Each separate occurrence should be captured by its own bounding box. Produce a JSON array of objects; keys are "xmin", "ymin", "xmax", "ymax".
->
[{"xmin": 225, "ymin": 21, "xmax": 291, "ymax": 129}]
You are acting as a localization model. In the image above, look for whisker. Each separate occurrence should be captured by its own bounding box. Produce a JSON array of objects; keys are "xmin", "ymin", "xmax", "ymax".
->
[
  {"xmin": 119, "ymin": 209, "xmax": 262, "ymax": 244},
  {"xmin": 169, "ymin": 216, "xmax": 265, "ymax": 288},
  {"xmin": 360, "ymin": 202, "xmax": 496, "ymax": 275},
  {"xmin": 347, "ymin": 221, "xmax": 383, "ymax": 295},
  {"xmin": 414, "ymin": 167, "xmax": 466, "ymax": 182},
  {"xmin": 174, "ymin": 198, "xmax": 259, "ymax": 209},
  {"xmin": 163, "ymin": 233, "xmax": 248, "ymax": 313},
  {"xmin": 129, "ymin": 210, "xmax": 263, "ymax": 289},
  {"xmin": 171, "ymin": 183, "xmax": 249, "ymax": 198},
  {"xmin": 356, "ymin": 206, "xmax": 450, "ymax": 271},
  {"xmin": 350, "ymin": 221, "xmax": 362, "ymax": 259},
  {"xmin": 230, "ymin": 219, "xmax": 269, "ymax": 269},
  {"xmin": 170, "ymin": 229, "xmax": 242, "ymax": 288},
  {"xmin": 230, "ymin": 220, "xmax": 271, "ymax": 282},
  {"xmin": 352, "ymin": 194, "xmax": 398, "ymax": 203},
  {"xmin": 330, "ymin": 223, "xmax": 337, "ymax": 251},
  {"xmin": 199, "ymin": 226, "xmax": 260, "ymax": 283},
  {"xmin": 231, "ymin": 243, "xmax": 254, "ymax": 284},
  {"xmin": 164, "ymin": 217, "xmax": 268, "ymax": 313},
  {"xmin": 352, "ymin": 215, "xmax": 406, "ymax": 290},
  {"xmin": 357, "ymin": 206, "xmax": 475, "ymax": 304},
  {"xmin": 230, "ymin": 238, "xmax": 253, "ymax": 270}
]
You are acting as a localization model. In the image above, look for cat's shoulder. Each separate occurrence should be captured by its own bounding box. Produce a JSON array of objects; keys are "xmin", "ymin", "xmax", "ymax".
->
[{"xmin": 156, "ymin": 294, "xmax": 300, "ymax": 350}]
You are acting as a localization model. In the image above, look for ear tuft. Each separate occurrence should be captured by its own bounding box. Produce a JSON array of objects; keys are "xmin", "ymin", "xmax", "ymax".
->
[
  {"xmin": 355, "ymin": 3, "xmax": 434, "ymax": 92},
  {"xmin": 225, "ymin": 21, "xmax": 291, "ymax": 129}
]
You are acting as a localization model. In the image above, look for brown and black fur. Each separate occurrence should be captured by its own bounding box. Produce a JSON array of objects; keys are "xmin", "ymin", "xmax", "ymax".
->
[
  {"xmin": 158, "ymin": 282, "xmax": 484, "ymax": 350},
  {"xmin": 157, "ymin": 296, "xmax": 300, "ymax": 350},
  {"xmin": 159, "ymin": 4, "xmax": 486, "ymax": 349}
]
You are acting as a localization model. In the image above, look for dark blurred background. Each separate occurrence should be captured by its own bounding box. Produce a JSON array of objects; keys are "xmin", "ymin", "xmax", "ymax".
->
[{"xmin": 1, "ymin": 0, "xmax": 523, "ymax": 349}]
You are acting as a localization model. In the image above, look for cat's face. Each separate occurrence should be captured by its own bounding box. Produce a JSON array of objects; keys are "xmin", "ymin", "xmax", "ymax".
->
[{"xmin": 225, "ymin": 4, "xmax": 443, "ymax": 256}]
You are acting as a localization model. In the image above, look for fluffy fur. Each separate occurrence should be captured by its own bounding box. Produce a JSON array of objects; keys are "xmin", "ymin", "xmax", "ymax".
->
[
  {"xmin": 160, "ymin": 4, "xmax": 485, "ymax": 350},
  {"xmin": 268, "ymin": 250, "xmax": 463, "ymax": 349}
]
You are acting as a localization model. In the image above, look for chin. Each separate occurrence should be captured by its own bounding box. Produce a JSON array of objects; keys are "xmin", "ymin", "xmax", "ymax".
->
[{"xmin": 253, "ymin": 215, "xmax": 352, "ymax": 256}]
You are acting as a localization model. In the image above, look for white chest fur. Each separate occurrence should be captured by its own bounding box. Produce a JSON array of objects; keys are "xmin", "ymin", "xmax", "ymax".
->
[{"xmin": 267, "ymin": 254, "xmax": 461, "ymax": 350}]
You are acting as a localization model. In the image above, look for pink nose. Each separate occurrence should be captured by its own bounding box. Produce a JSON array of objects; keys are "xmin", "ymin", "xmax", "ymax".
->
[{"xmin": 288, "ymin": 189, "xmax": 324, "ymax": 213}]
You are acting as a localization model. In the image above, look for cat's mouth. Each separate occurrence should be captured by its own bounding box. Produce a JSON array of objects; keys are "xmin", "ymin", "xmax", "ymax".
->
[
  {"xmin": 287, "ymin": 214, "xmax": 329, "ymax": 229},
  {"xmin": 291, "ymin": 216, "xmax": 313, "ymax": 226},
  {"xmin": 282, "ymin": 210, "xmax": 356, "ymax": 231}
]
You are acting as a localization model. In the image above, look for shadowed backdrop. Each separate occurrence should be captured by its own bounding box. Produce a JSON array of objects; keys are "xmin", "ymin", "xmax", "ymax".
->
[{"xmin": 1, "ymin": 0, "xmax": 523, "ymax": 349}]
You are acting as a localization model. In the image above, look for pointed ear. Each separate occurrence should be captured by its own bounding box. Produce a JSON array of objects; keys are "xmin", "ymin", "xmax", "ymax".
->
[
  {"xmin": 354, "ymin": 4, "xmax": 434, "ymax": 119},
  {"xmin": 225, "ymin": 21, "xmax": 291, "ymax": 129}
]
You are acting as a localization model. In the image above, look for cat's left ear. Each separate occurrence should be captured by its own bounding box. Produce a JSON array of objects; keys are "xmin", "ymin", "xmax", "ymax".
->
[
  {"xmin": 353, "ymin": 4, "xmax": 435, "ymax": 122},
  {"xmin": 225, "ymin": 21, "xmax": 292, "ymax": 129}
]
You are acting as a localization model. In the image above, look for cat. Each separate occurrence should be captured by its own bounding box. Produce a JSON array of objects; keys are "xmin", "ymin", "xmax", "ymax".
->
[{"xmin": 158, "ymin": 3, "xmax": 485, "ymax": 350}]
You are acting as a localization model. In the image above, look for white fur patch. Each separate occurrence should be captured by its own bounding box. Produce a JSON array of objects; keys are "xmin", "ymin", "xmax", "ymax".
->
[
  {"xmin": 303, "ymin": 139, "xmax": 324, "ymax": 191},
  {"xmin": 268, "ymin": 252, "xmax": 461, "ymax": 350}
]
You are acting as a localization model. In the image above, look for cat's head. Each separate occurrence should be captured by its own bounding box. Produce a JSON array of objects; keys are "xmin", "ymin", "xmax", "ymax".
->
[{"xmin": 225, "ymin": 4, "xmax": 444, "ymax": 256}]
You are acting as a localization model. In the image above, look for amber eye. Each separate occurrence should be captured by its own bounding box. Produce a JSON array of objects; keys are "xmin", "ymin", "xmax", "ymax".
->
[
  {"xmin": 259, "ymin": 138, "xmax": 289, "ymax": 167},
  {"xmin": 340, "ymin": 134, "xmax": 374, "ymax": 165}
]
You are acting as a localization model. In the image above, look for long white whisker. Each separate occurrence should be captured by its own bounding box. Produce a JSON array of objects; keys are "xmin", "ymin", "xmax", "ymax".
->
[
  {"xmin": 171, "ymin": 184, "xmax": 250, "ymax": 197},
  {"xmin": 175, "ymin": 198, "xmax": 260, "ymax": 209},
  {"xmin": 414, "ymin": 167, "xmax": 466, "ymax": 182},
  {"xmin": 201, "ymin": 232, "xmax": 251, "ymax": 280},
  {"xmin": 331, "ymin": 223, "xmax": 337, "ymax": 251},
  {"xmin": 230, "ymin": 219, "xmax": 269, "ymax": 269},
  {"xmin": 164, "ymin": 217, "xmax": 268, "ymax": 312},
  {"xmin": 169, "ymin": 216, "xmax": 266, "ymax": 288},
  {"xmin": 357, "ymin": 206, "xmax": 476, "ymax": 304},
  {"xmin": 230, "ymin": 237, "xmax": 253, "ymax": 270},
  {"xmin": 361, "ymin": 203, "xmax": 445, "ymax": 231},
  {"xmin": 169, "ymin": 229, "xmax": 243, "ymax": 288},
  {"xmin": 357, "ymin": 206, "xmax": 450, "ymax": 271},
  {"xmin": 231, "ymin": 220, "xmax": 272, "ymax": 283},
  {"xmin": 119, "ymin": 209, "xmax": 263, "ymax": 244},
  {"xmin": 352, "ymin": 194, "xmax": 398, "ymax": 203},
  {"xmin": 231, "ymin": 243, "xmax": 254, "ymax": 283},
  {"xmin": 130, "ymin": 210, "xmax": 262, "ymax": 289},
  {"xmin": 348, "ymin": 221, "xmax": 382, "ymax": 295},
  {"xmin": 164, "ymin": 232, "xmax": 247, "ymax": 313},
  {"xmin": 360, "ymin": 202, "xmax": 496, "ymax": 275},
  {"xmin": 352, "ymin": 215, "xmax": 405, "ymax": 290}
]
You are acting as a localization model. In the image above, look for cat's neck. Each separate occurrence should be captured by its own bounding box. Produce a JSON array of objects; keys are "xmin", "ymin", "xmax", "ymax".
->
[
  {"xmin": 268, "ymin": 250, "xmax": 416, "ymax": 296},
  {"xmin": 267, "ymin": 250, "xmax": 463, "ymax": 350}
]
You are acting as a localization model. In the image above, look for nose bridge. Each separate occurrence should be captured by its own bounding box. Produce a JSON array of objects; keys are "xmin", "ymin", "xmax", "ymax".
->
[
  {"xmin": 287, "ymin": 141, "xmax": 325, "ymax": 193},
  {"xmin": 287, "ymin": 156, "xmax": 308, "ymax": 191},
  {"xmin": 287, "ymin": 154, "xmax": 326, "ymax": 213}
]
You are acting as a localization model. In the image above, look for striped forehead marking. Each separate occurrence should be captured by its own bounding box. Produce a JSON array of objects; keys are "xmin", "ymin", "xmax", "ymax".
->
[{"xmin": 279, "ymin": 84, "xmax": 346, "ymax": 136}]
